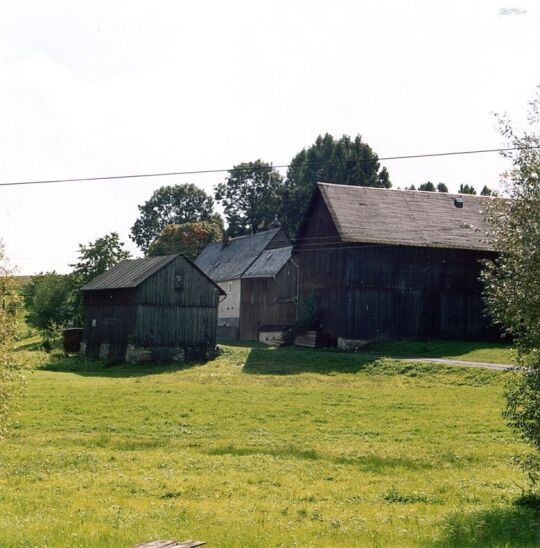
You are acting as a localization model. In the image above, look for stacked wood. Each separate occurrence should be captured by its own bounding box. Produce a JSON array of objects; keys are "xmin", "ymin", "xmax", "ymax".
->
[{"xmin": 294, "ymin": 330, "xmax": 318, "ymax": 348}]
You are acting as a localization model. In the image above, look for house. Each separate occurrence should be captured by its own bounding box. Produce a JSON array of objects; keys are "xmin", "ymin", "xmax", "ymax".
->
[
  {"xmin": 80, "ymin": 253, "xmax": 225, "ymax": 362},
  {"xmin": 294, "ymin": 183, "xmax": 499, "ymax": 343},
  {"xmin": 195, "ymin": 222, "xmax": 297, "ymax": 340}
]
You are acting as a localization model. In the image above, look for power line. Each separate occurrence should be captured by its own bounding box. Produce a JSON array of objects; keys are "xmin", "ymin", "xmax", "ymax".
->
[{"xmin": 1, "ymin": 145, "xmax": 538, "ymax": 188}]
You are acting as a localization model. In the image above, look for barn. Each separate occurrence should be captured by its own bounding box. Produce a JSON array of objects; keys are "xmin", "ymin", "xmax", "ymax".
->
[
  {"xmin": 195, "ymin": 223, "xmax": 297, "ymax": 340},
  {"xmin": 80, "ymin": 253, "xmax": 225, "ymax": 362},
  {"xmin": 294, "ymin": 183, "xmax": 499, "ymax": 343}
]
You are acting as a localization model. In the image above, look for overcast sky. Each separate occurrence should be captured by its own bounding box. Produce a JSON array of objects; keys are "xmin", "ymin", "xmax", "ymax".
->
[{"xmin": 0, "ymin": 0, "xmax": 538, "ymax": 274}]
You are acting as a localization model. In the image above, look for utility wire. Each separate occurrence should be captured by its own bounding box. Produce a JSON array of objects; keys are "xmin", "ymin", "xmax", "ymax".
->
[{"xmin": 1, "ymin": 145, "xmax": 538, "ymax": 188}]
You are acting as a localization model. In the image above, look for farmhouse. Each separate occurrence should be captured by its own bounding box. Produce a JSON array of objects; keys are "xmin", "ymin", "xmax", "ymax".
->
[
  {"xmin": 195, "ymin": 222, "xmax": 298, "ymax": 340},
  {"xmin": 81, "ymin": 253, "xmax": 224, "ymax": 362},
  {"xmin": 294, "ymin": 183, "xmax": 499, "ymax": 343}
]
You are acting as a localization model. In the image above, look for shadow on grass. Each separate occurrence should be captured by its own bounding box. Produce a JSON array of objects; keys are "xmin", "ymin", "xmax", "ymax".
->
[
  {"xmin": 434, "ymin": 502, "xmax": 540, "ymax": 547},
  {"xmin": 38, "ymin": 354, "xmax": 203, "ymax": 378},
  {"xmin": 242, "ymin": 344, "xmax": 376, "ymax": 375}
]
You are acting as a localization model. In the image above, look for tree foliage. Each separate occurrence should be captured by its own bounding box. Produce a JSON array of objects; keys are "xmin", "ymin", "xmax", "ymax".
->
[
  {"xmin": 281, "ymin": 134, "xmax": 391, "ymax": 235},
  {"xmin": 214, "ymin": 160, "xmax": 284, "ymax": 237},
  {"xmin": 459, "ymin": 183, "xmax": 477, "ymax": 195},
  {"xmin": 131, "ymin": 184, "xmax": 221, "ymax": 251},
  {"xmin": 437, "ymin": 182, "xmax": 449, "ymax": 193},
  {"xmin": 148, "ymin": 222, "xmax": 222, "ymax": 260},
  {"xmin": 23, "ymin": 273, "xmax": 75, "ymax": 340},
  {"xmin": 0, "ymin": 244, "xmax": 22, "ymax": 438},
  {"xmin": 481, "ymin": 92, "xmax": 540, "ymax": 485},
  {"xmin": 418, "ymin": 181, "xmax": 436, "ymax": 192},
  {"xmin": 480, "ymin": 185, "xmax": 494, "ymax": 196},
  {"xmin": 71, "ymin": 232, "xmax": 131, "ymax": 287}
]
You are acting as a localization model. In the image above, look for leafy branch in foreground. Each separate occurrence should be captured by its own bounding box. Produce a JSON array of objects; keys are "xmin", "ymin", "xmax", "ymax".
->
[
  {"xmin": 0, "ymin": 243, "xmax": 23, "ymax": 438},
  {"xmin": 482, "ymin": 88, "xmax": 540, "ymax": 487}
]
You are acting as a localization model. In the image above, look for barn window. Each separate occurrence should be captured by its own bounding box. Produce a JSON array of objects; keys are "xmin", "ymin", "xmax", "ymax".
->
[{"xmin": 175, "ymin": 273, "xmax": 184, "ymax": 290}]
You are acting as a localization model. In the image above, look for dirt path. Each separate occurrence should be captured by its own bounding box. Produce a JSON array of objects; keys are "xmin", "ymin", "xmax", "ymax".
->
[{"xmin": 402, "ymin": 357, "xmax": 515, "ymax": 371}]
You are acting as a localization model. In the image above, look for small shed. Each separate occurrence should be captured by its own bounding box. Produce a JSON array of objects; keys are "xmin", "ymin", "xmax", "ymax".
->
[{"xmin": 81, "ymin": 254, "xmax": 225, "ymax": 362}]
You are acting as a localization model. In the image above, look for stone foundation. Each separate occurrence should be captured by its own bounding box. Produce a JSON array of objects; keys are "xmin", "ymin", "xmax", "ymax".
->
[
  {"xmin": 126, "ymin": 344, "xmax": 153, "ymax": 364},
  {"xmin": 99, "ymin": 342, "xmax": 110, "ymax": 359}
]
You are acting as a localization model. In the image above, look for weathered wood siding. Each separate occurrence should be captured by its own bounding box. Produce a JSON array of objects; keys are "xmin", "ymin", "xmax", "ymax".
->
[
  {"xmin": 83, "ymin": 255, "xmax": 220, "ymax": 355},
  {"xmin": 82, "ymin": 289, "xmax": 136, "ymax": 357},
  {"xmin": 134, "ymin": 255, "xmax": 220, "ymax": 347},
  {"xmin": 239, "ymin": 261, "xmax": 298, "ymax": 340},
  {"xmin": 294, "ymin": 191, "xmax": 498, "ymax": 342}
]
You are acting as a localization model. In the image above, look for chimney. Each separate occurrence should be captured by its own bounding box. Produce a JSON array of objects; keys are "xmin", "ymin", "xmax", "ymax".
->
[
  {"xmin": 454, "ymin": 197, "xmax": 464, "ymax": 208},
  {"xmin": 222, "ymin": 230, "xmax": 229, "ymax": 246},
  {"xmin": 268, "ymin": 214, "xmax": 282, "ymax": 230}
]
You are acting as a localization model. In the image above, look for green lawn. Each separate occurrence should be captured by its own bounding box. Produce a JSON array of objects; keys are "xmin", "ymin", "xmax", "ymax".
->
[
  {"xmin": 0, "ymin": 343, "xmax": 537, "ymax": 547},
  {"xmin": 364, "ymin": 339, "xmax": 516, "ymax": 365}
]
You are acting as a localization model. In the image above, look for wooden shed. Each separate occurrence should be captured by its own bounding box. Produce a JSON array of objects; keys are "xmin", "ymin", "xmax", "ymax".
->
[
  {"xmin": 81, "ymin": 254, "xmax": 225, "ymax": 362},
  {"xmin": 294, "ymin": 183, "xmax": 500, "ymax": 343}
]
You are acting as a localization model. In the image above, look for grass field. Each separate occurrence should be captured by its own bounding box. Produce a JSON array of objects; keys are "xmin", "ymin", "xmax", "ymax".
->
[{"xmin": 0, "ymin": 342, "xmax": 537, "ymax": 547}]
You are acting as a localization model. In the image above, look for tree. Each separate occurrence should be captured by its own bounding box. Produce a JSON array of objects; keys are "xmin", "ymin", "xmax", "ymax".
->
[
  {"xmin": 481, "ymin": 92, "xmax": 540, "ymax": 487},
  {"xmin": 148, "ymin": 222, "xmax": 222, "ymax": 260},
  {"xmin": 437, "ymin": 182, "xmax": 449, "ymax": 193},
  {"xmin": 459, "ymin": 183, "xmax": 477, "ymax": 195},
  {"xmin": 282, "ymin": 134, "xmax": 391, "ymax": 235},
  {"xmin": 480, "ymin": 185, "xmax": 494, "ymax": 196},
  {"xmin": 214, "ymin": 160, "xmax": 284, "ymax": 237},
  {"xmin": 131, "ymin": 184, "xmax": 221, "ymax": 251},
  {"xmin": 23, "ymin": 272, "xmax": 74, "ymax": 344},
  {"xmin": 70, "ymin": 232, "xmax": 131, "ymax": 322},
  {"xmin": 418, "ymin": 181, "xmax": 436, "ymax": 192},
  {"xmin": 0, "ymin": 243, "xmax": 22, "ymax": 438},
  {"xmin": 71, "ymin": 232, "xmax": 131, "ymax": 287}
]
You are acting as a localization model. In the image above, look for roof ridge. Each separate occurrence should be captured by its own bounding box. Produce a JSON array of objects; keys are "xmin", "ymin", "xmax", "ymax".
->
[{"xmin": 317, "ymin": 181, "xmax": 496, "ymax": 199}]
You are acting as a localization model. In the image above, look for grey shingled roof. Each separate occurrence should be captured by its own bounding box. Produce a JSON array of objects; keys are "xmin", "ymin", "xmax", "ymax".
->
[
  {"xmin": 194, "ymin": 228, "xmax": 282, "ymax": 282},
  {"xmin": 243, "ymin": 246, "xmax": 292, "ymax": 278},
  {"xmin": 318, "ymin": 183, "xmax": 495, "ymax": 251},
  {"xmin": 81, "ymin": 254, "xmax": 179, "ymax": 291}
]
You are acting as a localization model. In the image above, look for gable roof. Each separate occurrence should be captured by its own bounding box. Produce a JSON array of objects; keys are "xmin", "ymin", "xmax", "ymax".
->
[
  {"xmin": 81, "ymin": 254, "xmax": 225, "ymax": 294},
  {"xmin": 316, "ymin": 183, "xmax": 495, "ymax": 251},
  {"xmin": 243, "ymin": 246, "xmax": 293, "ymax": 278},
  {"xmin": 194, "ymin": 228, "xmax": 286, "ymax": 282}
]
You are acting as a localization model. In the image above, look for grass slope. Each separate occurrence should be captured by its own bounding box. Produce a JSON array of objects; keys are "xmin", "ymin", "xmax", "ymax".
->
[{"xmin": 0, "ymin": 343, "xmax": 536, "ymax": 547}]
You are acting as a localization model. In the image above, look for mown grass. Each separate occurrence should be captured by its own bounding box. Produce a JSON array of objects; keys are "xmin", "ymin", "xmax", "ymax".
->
[
  {"xmin": 364, "ymin": 339, "xmax": 516, "ymax": 365},
  {"xmin": 0, "ymin": 342, "xmax": 537, "ymax": 547}
]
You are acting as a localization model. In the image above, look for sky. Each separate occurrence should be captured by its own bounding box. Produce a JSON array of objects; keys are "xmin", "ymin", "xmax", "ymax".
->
[{"xmin": 0, "ymin": 0, "xmax": 538, "ymax": 274}]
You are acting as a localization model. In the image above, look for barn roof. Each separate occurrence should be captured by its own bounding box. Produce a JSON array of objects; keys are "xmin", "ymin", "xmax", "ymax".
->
[
  {"xmin": 317, "ymin": 183, "xmax": 495, "ymax": 251},
  {"xmin": 194, "ymin": 228, "xmax": 285, "ymax": 282},
  {"xmin": 81, "ymin": 254, "xmax": 225, "ymax": 294},
  {"xmin": 243, "ymin": 246, "xmax": 293, "ymax": 278}
]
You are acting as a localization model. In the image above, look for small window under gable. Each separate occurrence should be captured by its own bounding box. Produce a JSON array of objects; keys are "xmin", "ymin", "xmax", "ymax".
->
[{"xmin": 175, "ymin": 273, "xmax": 184, "ymax": 290}]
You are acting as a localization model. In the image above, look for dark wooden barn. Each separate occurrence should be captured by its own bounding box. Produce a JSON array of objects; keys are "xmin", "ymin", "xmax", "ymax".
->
[
  {"xmin": 81, "ymin": 254, "xmax": 225, "ymax": 362},
  {"xmin": 294, "ymin": 183, "xmax": 499, "ymax": 343},
  {"xmin": 195, "ymin": 226, "xmax": 297, "ymax": 340}
]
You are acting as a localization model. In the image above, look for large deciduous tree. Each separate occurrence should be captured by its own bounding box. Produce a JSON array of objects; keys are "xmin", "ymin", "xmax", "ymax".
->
[
  {"xmin": 131, "ymin": 184, "xmax": 221, "ymax": 251},
  {"xmin": 281, "ymin": 134, "xmax": 391, "ymax": 235},
  {"xmin": 482, "ymin": 92, "xmax": 540, "ymax": 486},
  {"xmin": 214, "ymin": 160, "xmax": 284, "ymax": 237},
  {"xmin": 148, "ymin": 222, "xmax": 222, "ymax": 260}
]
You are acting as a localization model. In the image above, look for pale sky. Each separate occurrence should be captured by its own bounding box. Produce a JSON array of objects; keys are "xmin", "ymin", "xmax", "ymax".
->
[{"xmin": 0, "ymin": 0, "xmax": 538, "ymax": 274}]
